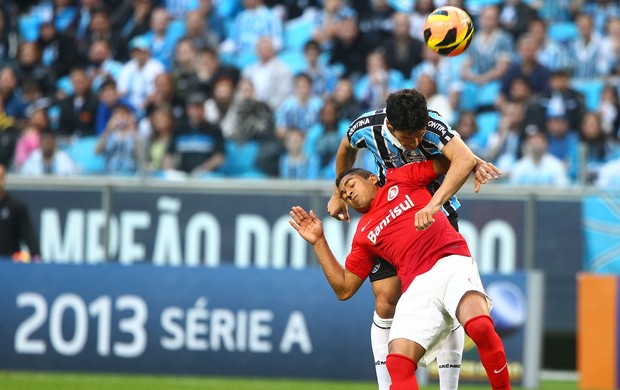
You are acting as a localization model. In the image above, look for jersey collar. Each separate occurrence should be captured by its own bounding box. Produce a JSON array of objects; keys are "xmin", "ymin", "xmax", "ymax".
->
[{"xmin": 383, "ymin": 121, "xmax": 407, "ymax": 151}]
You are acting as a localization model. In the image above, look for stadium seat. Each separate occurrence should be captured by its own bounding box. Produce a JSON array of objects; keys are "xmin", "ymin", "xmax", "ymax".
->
[
  {"xmin": 284, "ymin": 17, "xmax": 314, "ymax": 51},
  {"xmin": 548, "ymin": 21, "xmax": 578, "ymax": 43},
  {"xmin": 65, "ymin": 136, "xmax": 106, "ymax": 174},
  {"xmin": 278, "ymin": 49, "xmax": 307, "ymax": 74},
  {"xmin": 18, "ymin": 14, "xmax": 39, "ymax": 42},
  {"xmin": 474, "ymin": 111, "xmax": 501, "ymax": 148},
  {"xmin": 460, "ymin": 81, "xmax": 501, "ymax": 111},
  {"xmin": 571, "ymin": 78, "xmax": 604, "ymax": 112},
  {"xmin": 218, "ymin": 140, "xmax": 267, "ymax": 178}
]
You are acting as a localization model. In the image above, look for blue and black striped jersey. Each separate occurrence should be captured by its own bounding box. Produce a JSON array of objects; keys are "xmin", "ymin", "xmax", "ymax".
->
[{"xmin": 346, "ymin": 108, "xmax": 461, "ymax": 216}]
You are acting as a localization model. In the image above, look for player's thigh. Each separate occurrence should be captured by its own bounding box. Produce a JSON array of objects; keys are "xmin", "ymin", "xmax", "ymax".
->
[
  {"xmin": 370, "ymin": 259, "xmax": 401, "ymax": 315},
  {"xmin": 456, "ymin": 291, "xmax": 491, "ymax": 324}
]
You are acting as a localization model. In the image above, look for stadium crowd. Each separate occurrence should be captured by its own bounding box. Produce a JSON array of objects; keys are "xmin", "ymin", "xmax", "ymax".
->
[{"xmin": 1, "ymin": 0, "xmax": 620, "ymax": 187}]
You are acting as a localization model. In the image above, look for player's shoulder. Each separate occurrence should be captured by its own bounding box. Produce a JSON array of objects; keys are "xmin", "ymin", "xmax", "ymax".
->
[
  {"xmin": 347, "ymin": 108, "xmax": 387, "ymax": 138},
  {"xmin": 425, "ymin": 109, "xmax": 452, "ymax": 134}
]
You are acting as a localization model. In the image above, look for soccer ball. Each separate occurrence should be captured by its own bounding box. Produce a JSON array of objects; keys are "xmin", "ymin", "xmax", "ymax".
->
[{"xmin": 423, "ymin": 6, "xmax": 474, "ymax": 57}]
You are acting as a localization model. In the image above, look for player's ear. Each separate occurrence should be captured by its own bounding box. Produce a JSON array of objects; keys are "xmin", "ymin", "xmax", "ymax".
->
[{"xmin": 369, "ymin": 174, "xmax": 379, "ymax": 185}]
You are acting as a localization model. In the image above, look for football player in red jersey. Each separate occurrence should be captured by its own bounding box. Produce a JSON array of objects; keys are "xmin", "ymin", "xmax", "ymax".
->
[{"xmin": 290, "ymin": 158, "xmax": 510, "ymax": 390}]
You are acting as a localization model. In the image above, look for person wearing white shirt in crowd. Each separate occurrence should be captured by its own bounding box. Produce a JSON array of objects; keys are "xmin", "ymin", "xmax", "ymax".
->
[
  {"xmin": 117, "ymin": 35, "xmax": 165, "ymax": 117},
  {"xmin": 509, "ymin": 130, "xmax": 570, "ymax": 186},
  {"xmin": 242, "ymin": 37, "xmax": 293, "ymax": 110},
  {"xmin": 596, "ymin": 157, "xmax": 620, "ymax": 190},
  {"xmin": 20, "ymin": 130, "xmax": 79, "ymax": 176}
]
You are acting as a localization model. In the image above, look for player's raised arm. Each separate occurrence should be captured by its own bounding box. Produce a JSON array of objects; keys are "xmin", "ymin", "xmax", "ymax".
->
[
  {"xmin": 327, "ymin": 137, "xmax": 359, "ymax": 222},
  {"xmin": 290, "ymin": 206, "xmax": 364, "ymax": 299}
]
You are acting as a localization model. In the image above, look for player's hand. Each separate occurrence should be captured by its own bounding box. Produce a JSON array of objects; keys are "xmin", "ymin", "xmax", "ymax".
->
[
  {"xmin": 289, "ymin": 206, "xmax": 324, "ymax": 245},
  {"xmin": 415, "ymin": 203, "xmax": 440, "ymax": 230},
  {"xmin": 327, "ymin": 194, "xmax": 350, "ymax": 222},
  {"xmin": 474, "ymin": 161, "xmax": 501, "ymax": 193}
]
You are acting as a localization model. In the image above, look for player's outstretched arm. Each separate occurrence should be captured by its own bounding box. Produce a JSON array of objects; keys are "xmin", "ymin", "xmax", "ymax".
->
[
  {"xmin": 290, "ymin": 206, "xmax": 364, "ymax": 299},
  {"xmin": 327, "ymin": 137, "xmax": 359, "ymax": 222}
]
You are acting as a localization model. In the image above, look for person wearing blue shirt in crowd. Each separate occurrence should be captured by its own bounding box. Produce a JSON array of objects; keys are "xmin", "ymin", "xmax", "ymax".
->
[
  {"xmin": 275, "ymin": 73, "xmax": 323, "ymax": 139},
  {"xmin": 220, "ymin": 0, "xmax": 283, "ymax": 55}
]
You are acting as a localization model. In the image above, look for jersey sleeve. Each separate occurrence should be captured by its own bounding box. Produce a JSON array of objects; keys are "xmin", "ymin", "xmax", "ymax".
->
[
  {"xmin": 401, "ymin": 160, "xmax": 439, "ymax": 186},
  {"xmin": 424, "ymin": 110, "xmax": 460, "ymax": 151},
  {"xmin": 345, "ymin": 241, "xmax": 375, "ymax": 281},
  {"xmin": 346, "ymin": 110, "xmax": 386, "ymax": 149}
]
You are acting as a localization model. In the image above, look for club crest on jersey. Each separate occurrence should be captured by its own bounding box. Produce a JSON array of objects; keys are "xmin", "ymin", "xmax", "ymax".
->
[
  {"xmin": 387, "ymin": 185, "xmax": 399, "ymax": 201},
  {"xmin": 403, "ymin": 149, "xmax": 425, "ymax": 162}
]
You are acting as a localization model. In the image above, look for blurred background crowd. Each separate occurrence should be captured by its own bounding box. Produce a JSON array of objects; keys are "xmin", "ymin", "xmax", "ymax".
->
[{"xmin": 1, "ymin": 0, "xmax": 620, "ymax": 187}]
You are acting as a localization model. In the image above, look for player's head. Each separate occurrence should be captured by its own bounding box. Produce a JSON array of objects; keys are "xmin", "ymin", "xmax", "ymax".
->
[
  {"xmin": 385, "ymin": 89, "xmax": 429, "ymax": 150},
  {"xmin": 336, "ymin": 168, "xmax": 379, "ymax": 213}
]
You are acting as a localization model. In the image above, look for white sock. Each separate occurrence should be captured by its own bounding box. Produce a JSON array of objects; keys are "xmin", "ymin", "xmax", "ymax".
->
[
  {"xmin": 371, "ymin": 311, "xmax": 392, "ymax": 390},
  {"xmin": 436, "ymin": 326, "xmax": 464, "ymax": 390}
]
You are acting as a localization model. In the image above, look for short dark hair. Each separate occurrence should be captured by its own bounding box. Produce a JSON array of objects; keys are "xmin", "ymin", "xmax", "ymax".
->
[
  {"xmin": 385, "ymin": 89, "xmax": 428, "ymax": 132},
  {"xmin": 335, "ymin": 168, "xmax": 373, "ymax": 187}
]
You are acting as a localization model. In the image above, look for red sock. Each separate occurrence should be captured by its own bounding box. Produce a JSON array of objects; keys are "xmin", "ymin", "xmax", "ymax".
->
[
  {"xmin": 386, "ymin": 353, "xmax": 418, "ymax": 390},
  {"xmin": 464, "ymin": 315, "xmax": 511, "ymax": 390}
]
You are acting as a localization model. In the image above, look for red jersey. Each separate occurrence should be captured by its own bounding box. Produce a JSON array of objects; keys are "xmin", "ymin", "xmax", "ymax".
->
[{"xmin": 345, "ymin": 161, "xmax": 471, "ymax": 292}]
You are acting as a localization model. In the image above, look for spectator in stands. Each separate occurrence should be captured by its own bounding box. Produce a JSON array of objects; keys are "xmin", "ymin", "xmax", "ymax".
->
[
  {"xmin": 95, "ymin": 103, "xmax": 141, "ymax": 175},
  {"xmin": 36, "ymin": 20, "xmax": 78, "ymax": 80},
  {"xmin": 544, "ymin": 110, "xmax": 580, "ymax": 180},
  {"xmin": 95, "ymin": 79, "xmax": 128, "ymax": 136},
  {"xmin": 220, "ymin": 0, "xmax": 284, "ymax": 55},
  {"xmin": 13, "ymin": 124, "xmax": 41, "ymax": 170},
  {"xmin": 332, "ymin": 77, "xmax": 362, "ymax": 123},
  {"xmin": 305, "ymin": 97, "xmax": 345, "ymax": 178},
  {"xmin": 57, "ymin": 67, "xmax": 99, "ymax": 138},
  {"xmin": 536, "ymin": 69, "xmax": 586, "ymax": 131},
  {"xmin": 0, "ymin": 163, "xmax": 41, "ymax": 261},
  {"xmin": 596, "ymin": 156, "xmax": 620, "ymax": 189},
  {"xmin": 0, "ymin": 98, "xmax": 18, "ymax": 169},
  {"xmin": 242, "ymin": 37, "xmax": 293, "ymax": 110},
  {"xmin": 71, "ymin": 0, "xmax": 102, "ymax": 51},
  {"xmin": 204, "ymin": 76, "xmax": 236, "ymax": 139},
  {"xmin": 0, "ymin": 9, "xmax": 17, "ymax": 68},
  {"xmin": 328, "ymin": 15, "xmax": 374, "ymax": 79},
  {"xmin": 486, "ymin": 100, "xmax": 527, "ymax": 175},
  {"xmin": 170, "ymin": 38, "xmax": 199, "ymax": 102},
  {"xmin": 302, "ymin": 40, "xmax": 337, "ymax": 98},
  {"xmin": 527, "ymin": 18, "xmax": 568, "ymax": 71},
  {"xmin": 581, "ymin": 0, "xmax": 620, "ymax": 36},
  {"xmin": 456, "ymin": 111, "xmax": 487, "ymax": 160},
  {"xmin": 461, "ymin": 6, "xmax": 514, "ymax": 86},
  {"xmin": 411, "ymin": 47, "xmax": 463, "ymax": 112},
  {"xmin": 356, "ymin": 51, "xmax": 402, "ymax": 112},
  {"xmin": 141, "ymin": 7, "xmax": 184, "ymax": 70},
  {"xmin": 183, "ymin": 10, "xmax": 219, "ymax": 51},
  {"xmin": 117, "ymin": 35, "xmax": 165, "ymax": 116},
  {"xmin": 194, "ymin": 46, "xmax": 240, "ymax": 99},
  {"xmin": 275, "ymin": 73, "xmax": 322, "ymax": 139},
  {"xmin": 164, "ymin": 0, "xmax": 198, "ymax": 20},
  {"xmin": 311, "ymin": 0, "xmax": 356, "ymax": 50},
  {"xmin": 163, "ymin": 92, "xmax": 225, "ymax": 177},
  {"xmin": 112, "ymin": 0, "xmax": 154, "ymax": 62},
  {"xmin": 47, "ymin": 0, "xmax": 78, "ymax": 33},
  {"xmin": 509, "ymin": 130, "xmax": 570, "ymax": 186},
  {"xmin": 497, "ymin": 34, "xmax": 551, "ymax": 110},
  {"xmin": 278, "ymin": 128, "xmax": 320, "ymax": 179},
  {"xmin": 600, "ymin": 19, "xmax": 620, "ymax": 80},
  {"xmin": 499, "ymin": 0, "xmax": 537, "ymax": 41},
  {"xmin": 357, "ymin": 0, "xmax": 394, "ymax": 49},
  {"xmin": 82, "ymin": 8, "xmax": 122, "ymax": 60},
  {"xmin": 143, "ymin": 73, "xmax": 185, "ymax": 123},
  {"xmin": 144, "ymin": 107, "xmax": 174, "ymax": 173},
  {"xmin": 15, "ymin": 42, "xmax": 56, "ymax": 98},
  {"xmin": 417, "ymin": 73, "xmax": 454, "ymax": 125},
  {"xmin": 409, "ymin": 0, "xmax": 435, "ymax": 41},
  {"xmin": 598, "ymin": 84, "xmax": 620, "ymax": 137},
  {"xmin": 578, "ymin": 112, "xmax": 615, "ymax": 184},
  {"xmin": 566, "ymin": 13, "xmax": 609, "ymax": 79},
  {"xmin": 21, "ymin": 130, "xmax": 79, "ymax": 176},
  {"xmin": 383, "ymin": 12, "xmax": 424, "ymax": 80},
  {"xmin": 197, "ymin": 0, "xmax": 226, "ymax": 43},
  {"xmin": 86, "ymin": 39, "xmax": 123, "ymax": 92},
  {"xmin": 0, "ymin": 67, "xmax": 27, "ymax": 122}
]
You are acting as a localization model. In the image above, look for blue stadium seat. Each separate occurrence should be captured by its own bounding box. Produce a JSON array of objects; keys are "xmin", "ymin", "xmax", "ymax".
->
[
  {"xmin": 278, "ymin": 49, "xmax": 307, "ymax": 74},
  {"xmin": 18, "ymin": 14, "xmax": 39, "ymax": 42},
  {"xmin": 474, "ymin": 111, "xmax": 501, "ymax": 147},
  {"xmin": 548, "ymin": 21, "xmax": 578, "ymax": 43},
  {"xmin": 65, "ymin": 136, "xmax": 105, "ymax": 174},
  {"xmin": 218, "ymin": 140, "xmax": 267, "ymax": 178},
  {"xmin": 284, "ymin": 17, "xmax": 314, "ymax": 51},
  {"xmin": 571, "ymin": 78, "xmax": 604, "ymax": 112},
  {"xmin": 460, "ymin": 81, "xmax": 501, "ymax": 111}
]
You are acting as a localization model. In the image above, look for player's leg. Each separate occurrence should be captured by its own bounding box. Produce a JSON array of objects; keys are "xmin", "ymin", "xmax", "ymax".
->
[
  {"xmin": 369, "ymin": 259, "xmax": 401, "ymax": 390},
  {"xmin": 436, "ymin": 326, "xmax": 464, "ymax": 390},
  {"xmin": 386, "ymin": 338, "xmax": 424, "ymax": 390},
  {"xmin": 458, "ymin": 292, "xmax": 511, "ymax": 390}
]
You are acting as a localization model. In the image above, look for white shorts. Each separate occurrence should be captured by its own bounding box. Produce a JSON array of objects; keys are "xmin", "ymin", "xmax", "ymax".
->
[{"xmin": 388, "ymin": 255, "xmax": 491, "ymax": 367}]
